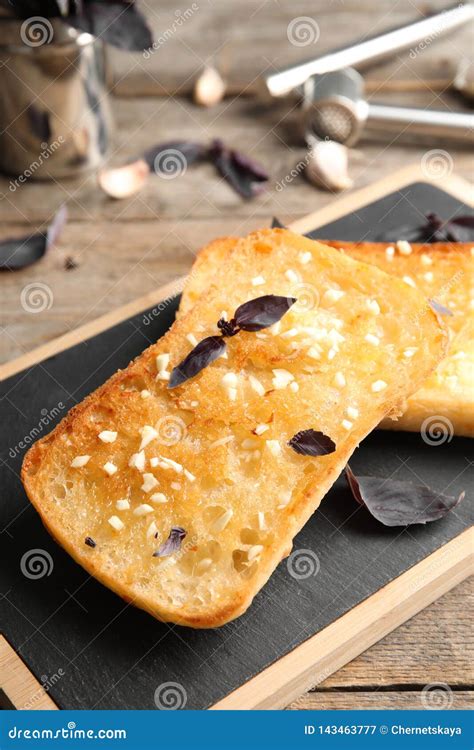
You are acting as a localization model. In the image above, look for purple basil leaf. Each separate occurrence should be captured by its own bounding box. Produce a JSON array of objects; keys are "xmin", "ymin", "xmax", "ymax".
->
[
  {"xmin": 234, "ymin": 295, "xmax": 296, "ymax": 332},
  {"xmin": 70, "ymin": 3, "xmax": 153, "ymax": 51},
  {"xmin": 451, "ymin": 215, "xmax": 474, "ymax": 227},
  {"xmin": 168, "ymin": 336, "xmax": 226, "ymax": 388},
  {"xmin": 144, "ymin": 141, "xmax": 207, "ymax": 174},
  {"xmin": 209, "ymin": 138, "xmax": 268, "ymax": 200},
  {"xmin": 0, "ymin": 204, "xmax": 67, "ymax": 271},
  {"xmin": 429, "ymin": 298, "xmax": 453, "ymax": 317},
  {"xmin": 345, "ymin": 465, "xmax": 465, "ymax": 527},
  {"xmin": 271, "ymin": 217, "xmax": 286, "ymax": 229},
  {"xmin": 153, "ymin": 526, "xmax": 186, "ymax": 558},
  {"xmin": 288, "ymin": 429, "xmax": 336, "ymax": 456}
]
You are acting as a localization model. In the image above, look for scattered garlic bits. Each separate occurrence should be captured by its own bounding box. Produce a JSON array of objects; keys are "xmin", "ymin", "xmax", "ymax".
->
[
  {"xmin": 71, "ymin": 455, "xmax": 90, "ymax": 468},
  {"xmin": 272, "ymin": 369, "xmax": 294, "ymax": 390},
  {"xmin": 129, "ymin": 450, "xmax": 146, "ymax": 472},
  {"xmin": 396, "ymin": 240, "xmax": 412, "ymax": 256},
  {"xmin": 103, "ymin": 461, "xmax": 118, "ymax": 476},
  {"xmin": 108, "ymin": 515, "xmax": 124, "ymax": 531},
  {"xmin": 98, "ymin": 430, "xmax": 117, "ymax": 443},
  {"xmin": 133, "ymin": 504, "xmax": 154, "ymax": 516},
  {"xmin": 194, "ymin": 66, "xmax": 226, "ymax": 107},
  {"xmin": 371, "ymin": 380, "xmax": 388, "ymax": 393},
  {"xmin": 141, "ymin": 473, "xmax": 158, "ymax": 492},
  {"xmin": 156, "ymin": 353, "xmax": 171, "ymax": 381},
  {"xmin": 139, "ymin": 425, "xmax": 158, "ymax": 450}
]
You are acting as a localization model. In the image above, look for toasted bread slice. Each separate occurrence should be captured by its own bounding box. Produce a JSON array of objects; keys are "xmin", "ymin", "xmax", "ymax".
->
[
  {"xmin": 180, "ymin": 237, "xmax": 473, "ymax": 437},
  {"xmin": 22, "ymin": 230, "xmax": 446, "ymax": 628}
]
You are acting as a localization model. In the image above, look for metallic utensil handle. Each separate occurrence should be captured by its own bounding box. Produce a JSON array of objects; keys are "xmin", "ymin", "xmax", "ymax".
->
[
  {"xmin": 366, "ymin": 104, "xmax": 474, "ymax": 141},
  {"xmin": 264, "ymin": 3, "xmax": 474, "ymax": 97}
]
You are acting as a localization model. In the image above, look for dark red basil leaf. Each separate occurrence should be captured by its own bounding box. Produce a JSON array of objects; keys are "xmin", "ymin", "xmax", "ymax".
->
[
  {"xmin": 0, "ymin": 204, "xmax": 67, "ymax": 271},
  {"xmin": 271, "ymin": 217, "xmax": 286, "ymax": 229},
  {"xmin": 451, "ymin": 216, "xmax": 474, "ymax": 227},
  {"xmin": 153, "ymin": 526, "xmax": 187, "ymax": 558},
  {"xmin": 288, "ymin": 429, "xmax": 336, "ymax": 456},
  {"xmin": 144, "ymin": 141, "xmax": 207, "ymax": 173},
  {"xmin": 234, "ymin": 295, "xmax": 296, "ymax": 332},
  {"xmin": 84, "ymin": 536, "xmax": 96, "ymax": 548},
  {"xmin": 168, "ymin": 336, "xmax": 226, "ymax": 388},
  {"xmin": 209, "ymin": 138, "xmax": 268, "ymax": 200},
  {"xmin": 429, "ymin": 299, "xmax": 453, "ymax": 317},
  {"xmin": 375, "ymin": 212, "xmax": 474, "ymax": 243},
  {"xmin": 70, "ymin": 3, "xmax": 153, "ymax": 51},
  {"xmin": 345, "ymin": 465, "xmax": 465, "ymax": 527}
]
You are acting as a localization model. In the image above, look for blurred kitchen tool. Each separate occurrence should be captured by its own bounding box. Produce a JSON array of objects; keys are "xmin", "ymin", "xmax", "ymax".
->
[
  {"xmin": 302, "ymin": 68, "xmax": 474, "ymax": 146},
  {"xmin": 454, "ymin": 59, "xmax": 474, "ymax": 101},
  {"xmin": 263, "ymin": 3, "xmax": 474, "ymax": 98},
  {"xmin": 0, "ymin": 20, "xmax": 111, "ymax": 178}
]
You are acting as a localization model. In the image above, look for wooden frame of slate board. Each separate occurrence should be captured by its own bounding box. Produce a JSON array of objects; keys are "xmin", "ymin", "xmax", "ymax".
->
[{"xmin": 1, "ymin": 162, "xmax": 472, "ymax": 711}]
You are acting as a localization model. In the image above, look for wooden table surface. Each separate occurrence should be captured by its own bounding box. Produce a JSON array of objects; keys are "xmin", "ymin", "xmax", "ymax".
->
[{"xmin": 1, "ymin": 0, "xmax": 472, "ymax": 710}]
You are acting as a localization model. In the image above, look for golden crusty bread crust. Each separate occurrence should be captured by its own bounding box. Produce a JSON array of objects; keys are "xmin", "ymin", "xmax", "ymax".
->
[
  {"xmin": 181, "ymin": 237, "xmax": 473, "ymax": 437},
  {"xmin": 22, "ymin": 230, "xmax": 447, "ymax": 628}
]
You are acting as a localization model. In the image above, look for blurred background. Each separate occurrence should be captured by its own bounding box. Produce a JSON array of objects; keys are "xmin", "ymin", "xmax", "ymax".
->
[{"xmin": 1, "ymin": 0, "xmax": 472, "ymax": 363}]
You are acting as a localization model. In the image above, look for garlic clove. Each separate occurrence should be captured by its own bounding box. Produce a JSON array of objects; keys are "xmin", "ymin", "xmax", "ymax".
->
[
  {"xmin": 194, "ymin": 66, "xmax": 226, "ymax": 108},
  {"xmin": 304, "ymin": 139, "xmax": 353, "ymax": 193},
  {"xmin": 98, "ymin": 158, "xmax": 150, "ymax": 199}
]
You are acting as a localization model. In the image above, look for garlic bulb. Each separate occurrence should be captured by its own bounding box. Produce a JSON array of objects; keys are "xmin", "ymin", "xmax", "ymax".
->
[
  {"xmin": 305, "ymin": 139, "xmax": 353, "ymax": 192},
  {"xmin": 194, "ymin": 66, "xmax": 226, "ymax": 107},
  {"xmin": 98, "ymin": 159, "xmax": 150, "ymax": 199}
]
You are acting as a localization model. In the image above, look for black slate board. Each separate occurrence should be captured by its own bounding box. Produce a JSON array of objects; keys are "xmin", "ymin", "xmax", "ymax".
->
[{"xmin": 1, "ymin": 182, "xmax": 472, "ymax": 710}]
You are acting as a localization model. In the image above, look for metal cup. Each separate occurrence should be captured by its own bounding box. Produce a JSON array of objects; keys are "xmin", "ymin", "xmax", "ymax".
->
[{"xmin": 0, "ymin": 19, "xmax": 112, "ymax": 179}]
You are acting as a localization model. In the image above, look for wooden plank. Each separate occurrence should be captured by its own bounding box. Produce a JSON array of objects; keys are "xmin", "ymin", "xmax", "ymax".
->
[
  {"xmin": 0, "ymin": 636, "xmax": 58, "ymax": 710},
  {"xmin": 289, "ymin": 690, "xmax": 473, "ymax": 710},
  {"xmin": 106, "ymin": 0, "xmax": 472, "ymax": 97},
  {"xmin": 211, "ymin": 528, "xmax": 473, "ymax": 710},
  {"xmin": 320, "ymin": 578, "xmax": 474, "ymax": 689}
]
